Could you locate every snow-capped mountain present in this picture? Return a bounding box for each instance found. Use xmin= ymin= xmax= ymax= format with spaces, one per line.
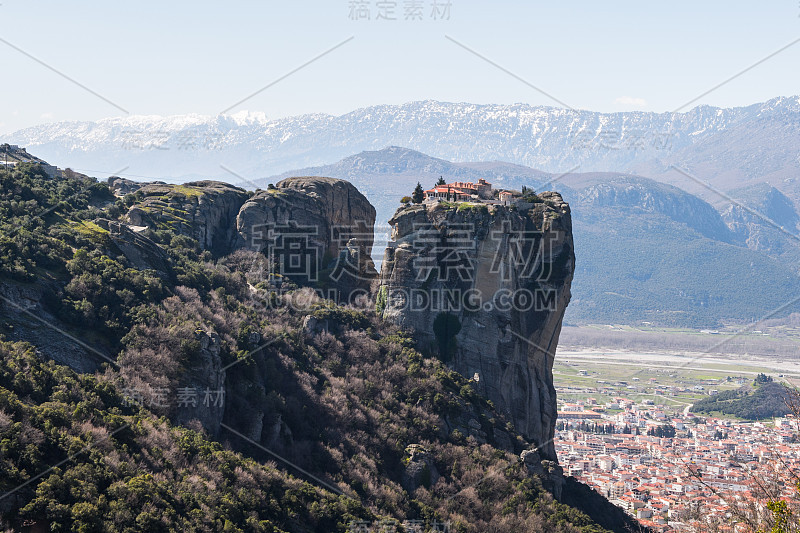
xmin=6 ymin=97 xmax=800 ymax=200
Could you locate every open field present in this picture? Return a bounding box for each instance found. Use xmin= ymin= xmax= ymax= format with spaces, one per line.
xmin=552 ymin=342 xmax=800 ymax=410
xmin=559 ymin=323 xmax=800 ymax=359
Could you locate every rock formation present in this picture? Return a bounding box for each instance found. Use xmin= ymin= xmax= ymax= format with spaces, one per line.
xmin=95 ymin=218 xmax=171 ymax=275
xmin=721 ymin=184 xmax=800 ymax=256
xmin=236 ymin=177 xmax=377 ymax=299
xmin=11 ymin=168 xmax=573 ymax=464
xmin=577 ymin=177 xmax=734 ymax=243
xmin=402 ymin=444 xmax=440 ymax=492
xmin=124 ymin=181 xmax=249 ymax=256
xmin=171 ymin=330 xmax=226 ymax=438
xmin=0 ymin=280 xmax=111 ymax=373
xmin=27 ymin=167 xmax=573 ymax=463
xmin=107 ymin=176 xmax=159 ymax=196
xmin=521 ymin=448 xmax=565 ymax=499
xmin=114 ymin=176 xmax=377 ymax=300
xmin=378 ymin=194 xmax=574 ymax=461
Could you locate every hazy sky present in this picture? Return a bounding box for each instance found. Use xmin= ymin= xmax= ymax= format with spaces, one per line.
xmin=1 ymin=0 xmax=799 ymax=134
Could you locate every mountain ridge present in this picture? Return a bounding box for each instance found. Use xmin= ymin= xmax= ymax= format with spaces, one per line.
xmin=7 ymin=96 xmax=800 ymax=204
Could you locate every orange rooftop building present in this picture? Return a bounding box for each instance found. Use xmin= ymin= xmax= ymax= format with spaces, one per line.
xmin=424 ymin=178 xmax=493 ymax=201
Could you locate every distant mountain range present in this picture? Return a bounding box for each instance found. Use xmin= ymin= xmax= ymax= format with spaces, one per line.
xmin=7 ymin=96 xmax=800 ymax=204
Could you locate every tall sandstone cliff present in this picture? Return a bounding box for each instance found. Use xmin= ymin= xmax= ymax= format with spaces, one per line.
xmin=123 ymin=180 xmax=250 ymax=256
xmin=120 ymin=176 xmax=377 ymax=297
xmin=378 ymin=193 xmax=574 ymax=460
xmin=236 ymin=176 xmax=377 ymax=295
xmin=36 ymin=172 xmax=573 ymax=463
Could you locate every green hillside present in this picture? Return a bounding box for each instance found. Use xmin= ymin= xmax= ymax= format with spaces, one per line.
xmin=692 ymin=376 xmax=793 ymax=420
xmin=0 ymin=163 xmax=637 ymax=532
xmin=568 ymin=207 xmax=800 ymax=327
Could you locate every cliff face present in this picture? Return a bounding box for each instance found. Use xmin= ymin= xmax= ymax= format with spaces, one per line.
xmin=95 ymin=218 xmax=171 ymax=275
xmin=0 ymin=280 xmax=112 ymax=373
xmin=236 ymin=177 xmax=377 ymax=298
xmin=172 ymin=330 xmax=226 ymax=438
xmin=112 ymin=175 xmax=376 ymax=301
xmin=125 ymin=181 xmax=249 ymax=256
xmin=378 ymin=194 xmax=574 ymax=460
xmin=576 ymin=177 xmax=734 ymax=243
xmin=55 ymin=172 xmax=571 ymax=461
xmin=721 ymin=184 xmax=800 ymax=256
xmin=0 ymin=157 xmax=642 ymax=531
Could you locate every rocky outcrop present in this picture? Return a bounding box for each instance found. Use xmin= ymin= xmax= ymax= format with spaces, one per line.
xmin=125 ymin=181 xmax=249 ymax=256
xmin=521 ymin=449 xmax=565 ymax=499
xmin=721 ymin=184 xmax=800 ymax=256
xmin=95 ymin=218 xmax=171 ymax=275
xmin=172 ymin=330 xmax=226 ymax=438
xmin=107 ymin=176 xmax=161 ymax=196
xmin=402 ymin=444 xmax=440 ymax=492
xmin=378 ymin=194 xmax=574 ymax=461
xmin=0 ymin=281 xmax=111 ymax=373
xmin=576 ymin=176 xmax=734 ymax=243
xmin=119 ymin=176 xmax=377 ymax=296
xmin=236 ymin=177 xmax=377 ymax=300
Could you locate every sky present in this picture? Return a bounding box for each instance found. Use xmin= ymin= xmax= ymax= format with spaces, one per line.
xmin=0 ymin=0 xmax=799 ymax=134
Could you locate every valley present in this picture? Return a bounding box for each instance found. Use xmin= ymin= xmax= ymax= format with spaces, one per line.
xmin=559 ymin=324 xmax=800 ymax=360
xmin=554 ymin=346 xmax=800 ymax=407
xmin=551 ymin=347 xmax=800 ymax=531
